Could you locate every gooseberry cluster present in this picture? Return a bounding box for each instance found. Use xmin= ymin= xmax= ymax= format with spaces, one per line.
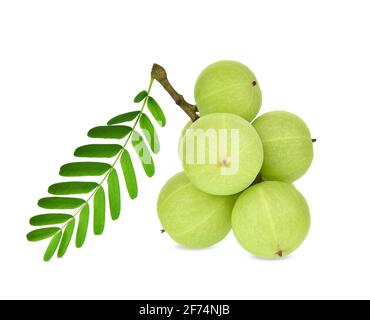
xmin=157 ymin=61 xmax=313 ymax=259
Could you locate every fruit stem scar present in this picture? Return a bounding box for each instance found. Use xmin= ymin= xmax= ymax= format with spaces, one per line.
xmin=216 ymin=158 xmax=231 ymax=168
xmin=276 ymin=250 xmax=283 ymax=257
xmin=252 ymin=81 xmax=257 ymax=86
xmin=222 ymin=158 xmax=231 ymax=167
xmin=151 ymin=63 xmax=200 ymax=122
xmin=312 ymin=138 xmax=317 ymax=143
xmin=161 ymin=229 xmax=166 ymax=233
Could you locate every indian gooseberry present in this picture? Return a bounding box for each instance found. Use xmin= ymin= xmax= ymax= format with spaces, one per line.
xmin=232 ymin=181 xmax=311 ymax=259
xmin=157 ymin=172 xmax=236 ymax=248
xmin=180 ymin=113 xmax=263 ymax=196
xmin=253 ymin=111 xmax=314 ymax=182
xmin=178 ymin=120 xmax=192 ymax=159
xmin=194 ymin=61 xmax=262 ymax=121
xmin=181 ymin=120 xmax=193 ymax=138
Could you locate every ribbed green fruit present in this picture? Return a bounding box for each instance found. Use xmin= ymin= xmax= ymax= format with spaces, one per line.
xmin=232 ymin=181 xmax=311 ymax=259
xmin=157 ymin=172 xmax=237 ymax=248
xmin=253 ymin=111 xmax=314 ymax=182
xmin=194 ymin=60 xmax=262 ymax=121
xmin=180 ymin=113 xmax=263 ymax=195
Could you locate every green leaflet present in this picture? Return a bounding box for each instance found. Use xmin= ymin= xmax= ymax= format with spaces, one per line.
xmin=94 ymin=187 xmax=105 ymax=235
xmin=131 ymin=131 xmax=155 ymax=177
xmin=108 ymin=169 xmax=121 ymax=220
xmin=60 ymin=162 xmax=111 ymax=177
xmin=147 ymin=97 xmax=166 ymax=127
xmin=44 ymin=231 xmax=62 ymax=262
xmin=30 ymin=214 xmax=73 ymax=226
xmin=76 ymin=205 xmax=89 ymax=248
xmin=38 ymin=197 xmax=86 ymax=209
xmin=134 ymin=90 xmax=148 ymax=103
xmin=120 ymin=150 xmax=138 ymax=199
xmin=58 ymin=218 xmax=75 ymax=258
xmin=48 ymin=182 xmax=98 ymax=195
xmin=74 ymin=144 xmax=122 ymax=158
xmin=107 ymin=111 xmax=141 ymax=125
xmin=27 ymin=227 xmax=61 ymax=242
xmin=88 ymin=126 xmax=132 ymax=139
xmin=140 ymin=113 xmax=160 ymax=154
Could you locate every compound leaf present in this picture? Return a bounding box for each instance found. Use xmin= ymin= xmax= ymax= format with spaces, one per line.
xmin=94 ymin=187 xmax=105 ymax=236
xmin=74 ymin=144 xmax=122 ymax=158
xmin=140 ymin=113 xmax=160 ymax=154
xmin=131 ymin=131 xmax=155 ymax=177
xmin=48 ymin=182 xmax=98 ymax=195
xmin=29 ymin=83 xmax=167 ymax=260
xmin=107 ymin=111 xmax=141 ymax=125
xmin=30 ymin=214 xmax=73 ymax=226
xmin=76 ymin=205 xmax=89 ymax=248
xmin=57 ymin=218 xmax=75 ymax=258
xmin=43 ymin=231 xmax=62 ymax=262
xmin=60 ymin=162 xmax=111 ymax=177
xmin=27 ymin=228 xmax=61 ymax=242
xmin=38 ymin=197 xmax=86 ymax=210
xmin=120 ymin=150 xmax=138 ymax=199
xmin=147 ymin=97 xmax=166 ymax=127
xmin=108 ymin=169 xmax=121 ymax=220
xmin=88 ymin=126 xmax=131 ymax=139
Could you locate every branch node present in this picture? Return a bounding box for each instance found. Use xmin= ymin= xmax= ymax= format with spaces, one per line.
xmin=175 ymin=95 xmax=184 ymax=106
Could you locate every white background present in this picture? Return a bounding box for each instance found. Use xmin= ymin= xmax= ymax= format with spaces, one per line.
xmin=0 ymin=0 xmax=369 ymax=300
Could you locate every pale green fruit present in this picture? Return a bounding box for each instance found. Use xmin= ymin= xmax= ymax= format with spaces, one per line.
xmin=157 ymin=172 xmax=236 ymax=248
xmin=194 ymin=61 xmax=262 ymax=121
xmin=181 ymin=120 xmax=193 ymax=138
xmin=232 ymin=181 xmax=311 ymax=259
xmin=181 ymin=113 xmax=263 ymax=195
xmin=253 ymin=111 xmax=314 ymax=182
xmin=178 ymin=120 xmax=193 ymax=159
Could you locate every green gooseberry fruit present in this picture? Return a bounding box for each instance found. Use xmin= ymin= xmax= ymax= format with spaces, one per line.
xmin=194 ymin=60 xmax=262 ymax=121
xmin=180 ymin=113 xmax=263 ymax=196
xmin=178 ymin=120 xmax=192 ymax=159
xmin=181 ymin=120 xmax=193 ymax=138
xmin=253 ymin=111 xmax=314 ymax=182
xmin=157 ymin=172 xmax=236 ymax=248
xmin=232 ymin=181 xmax=311 ymax=259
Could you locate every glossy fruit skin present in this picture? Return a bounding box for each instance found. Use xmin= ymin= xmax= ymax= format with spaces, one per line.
xmin=181 ymin=113 xmax=263 ymax=196
xmin=194 ymin=61 xmax=262 ymax=121
xmin=232 ymin=181 xmax=311 ymax=259
xmin=157 ymin=172 xmax=237 ymax=248
xmin=253 ymin=111 xmax=314 ymax=182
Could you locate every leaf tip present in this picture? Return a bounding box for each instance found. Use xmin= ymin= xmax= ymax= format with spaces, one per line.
xmin=26 ymin=232 xmax=32 ymax=242
xmin=93 ymin=230 xmax=104 ymax=236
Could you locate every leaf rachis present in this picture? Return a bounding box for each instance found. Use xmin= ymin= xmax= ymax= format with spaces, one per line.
xmin=31 ymin=78 xmax=156 ymax=261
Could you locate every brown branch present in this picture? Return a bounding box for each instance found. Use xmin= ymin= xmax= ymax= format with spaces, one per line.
xmin=151 ymin=64 xmax=199 ymax=122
